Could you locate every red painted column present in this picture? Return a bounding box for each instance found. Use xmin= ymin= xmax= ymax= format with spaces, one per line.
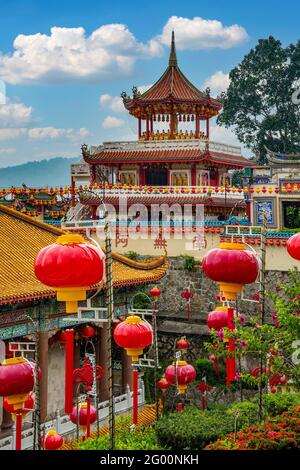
xmin=195 ymin=112 xmax=199 ymax=138
xmin=65 ymin=329 xmax=74 ymax=414
xmin=146 ymin=116 xmax=149 ymax=140
xmin=206 ymin=118 xmax=210 ymax=140
xmin=86 ymin=396 xmax=91 ymax=438
xmin=150 ymin=115 xmax=153 ymax=134
xmin=138 ymin=117 xmax=141 ymax=139
xmin=226 ymin=308 xmax=236 ymax=386
xmin=177 ymin=403 xmax=183 ymax=413
xmin=15 ymin=413 xmax=22 ymax=451
xmin=71 ymin=176 xmax=75 ymax=208
xmin=170 ymin=107 xmax=174 ymax=139
xmin=191 ymin=166 xmax=196 ymax=187
xmin=246 ymin=200 xmax=251 ymax=223
xmin=133 ymin=370 xmax=138 ymax=425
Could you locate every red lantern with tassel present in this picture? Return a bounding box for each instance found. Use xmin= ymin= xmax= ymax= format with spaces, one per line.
xmin=181 ymin=288 xmax=193 ymax=321
xmin=113 ymin=315 xmax=153 ymax=362
xmin=165 ymin=361 xmax=196 ymax=394
xmin=202 ymin=242 xmax=259 ymax=300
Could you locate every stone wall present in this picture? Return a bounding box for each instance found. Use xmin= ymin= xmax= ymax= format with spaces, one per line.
xmin=153 ymin=256 xmax=293 ymax=362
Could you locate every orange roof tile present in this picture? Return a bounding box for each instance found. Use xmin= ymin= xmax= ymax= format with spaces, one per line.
xmin=0 ymin=205 xmax=168 ymax=305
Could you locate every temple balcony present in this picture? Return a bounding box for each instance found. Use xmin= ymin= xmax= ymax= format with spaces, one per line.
xmin=71 ymin=162 xmax=90 ymax=180
xmin=78 ymin=185 xmax=247 ymax=207
xmin=89 ymin=138 xmax=243 ymax=157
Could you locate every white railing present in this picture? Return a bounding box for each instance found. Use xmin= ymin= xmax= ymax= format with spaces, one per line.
xmin=71 ymin=163 xmax=90 ymax=178
xmin=0 ymin=383 xmax=145 ymax=450
xmin=90 ymin=139 xmax=242 ymax=156
xmin=89 ymin=186 xmax=245 ymax=200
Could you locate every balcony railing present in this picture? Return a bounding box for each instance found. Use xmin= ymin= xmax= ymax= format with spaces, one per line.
xmin=90 ymin=139 xmax=242 ymax=156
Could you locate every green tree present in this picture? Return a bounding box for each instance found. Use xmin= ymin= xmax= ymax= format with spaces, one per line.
xmin=217 ymin=37 xmax=300 ymax=163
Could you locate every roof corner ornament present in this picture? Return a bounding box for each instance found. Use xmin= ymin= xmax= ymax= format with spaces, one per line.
xmin=205 ymin=86 xmax=211 ymax=98
xmin=81 ymin=143 xmax=89 ymax=158
xmin=121 ymin=91 xmax=131 ymax=103
xmin=132 ymin=86 xmax=140 ymax=99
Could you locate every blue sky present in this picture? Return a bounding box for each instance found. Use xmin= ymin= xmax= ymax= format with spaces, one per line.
xmin=0 ymin=0 xmax=299 ymax=167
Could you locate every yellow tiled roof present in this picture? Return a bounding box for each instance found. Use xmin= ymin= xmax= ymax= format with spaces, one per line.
xmin=0 ymin=205 xmax=168 ymax=305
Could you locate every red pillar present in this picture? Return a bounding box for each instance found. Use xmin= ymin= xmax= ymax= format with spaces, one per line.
xmin=146 ymin=116 xmax=149 ymax=140
xmin=206 ymin=118 xmax=210 ymax=140
xmin=246 ymin=200 xmax=251 ymax=223
xmin=177 ymin=403 xmax=183 ymax=413
xmin=65 ymin=329 xmax=74 ymax=414
xmin=138 ymin=117 xmax=141 ymax=139
xmin=170 ymin=107 xmax=174 ymax=139
xmin=150 ymin=115 xmax=153 ymax=134
xmin=15 ymin=413 xmax=22 ymax=451
xmin=191 ymin=166 xmax=196 ymax=187
xmin=86 ymin=396 xmax=91 ymax=438
xmin=195 ymin=113 xmax=200 ymax=138
xmin=71 ymin=176 xmax=75 ymax=208
xmin=133 ymin=370 xmax=138 ymax=425
xmin=226 ymin=308 xmax=236 ymax=386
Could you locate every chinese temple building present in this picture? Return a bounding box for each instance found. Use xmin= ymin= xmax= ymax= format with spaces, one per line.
xmin=76 ymin=32 xmax=251 ymax=223
xmin=0 ymin=186 xmax=70 ymax=225
xmin=248 ymin=148 xmax=300 ymax=230
xmin=0 ymin=205 xmax=168 ymax=438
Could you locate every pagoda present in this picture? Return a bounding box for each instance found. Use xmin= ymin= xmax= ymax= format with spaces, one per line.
xmin=76 ymin=32 xmax=251 ymax=222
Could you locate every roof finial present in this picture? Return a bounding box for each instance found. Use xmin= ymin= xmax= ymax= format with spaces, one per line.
xmin=169 ymin=30 xmax=177 ymax=67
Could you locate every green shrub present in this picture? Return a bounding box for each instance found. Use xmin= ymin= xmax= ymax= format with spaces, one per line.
xmin=262 ymin=392 xmax=300 ymax=417
xmin=194 ymin=358 xmax=226 ymax=387
xmin=183 ymin=255 xmax=195 ymax=271
xmin=79 ymin=426 xmax=164 ymax=450
xmin=155 ymin=408 xmax=234 ymax=450
xmin=227 ymin=401 xmax=260 ymax=427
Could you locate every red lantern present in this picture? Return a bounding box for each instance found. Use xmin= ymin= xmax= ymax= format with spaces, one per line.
xmin=150 ymin=286 xmax=161 ymax=299
xmin=56 ymin=330 xmax=67 ymax=343
xmin=165 ymin=361 xmax=196 ymax=394
xmin=4 ymin=391 xmax=35 ymax=418
xmin=181 ymin=288 xmax=193 ymax=321
xmin=80 ymin=325 xmax=96 ymax=339
xmin=176 ymin=337 xmax=189 ymax=352
xmin=70 ymin=402 xmax=97 ymax=431
xmin=287 ymin=233 xmax=300 ymax=261
xmin=157 ymin=376 xmax=169 ymax=393
xmin=0 ymin=357 xmax=40 ymax=410
xmin=113 ymin=315 xmax=153 ymax=362
xmin=40 ymin=430 xmax=64 ymax=450
xmin=202 ymin=242 xmax=259 ymax=300
xmin=207 ymin=306 xmax=229 ymax=330
xmin=34 ymin=233 xmax=105 ymax=313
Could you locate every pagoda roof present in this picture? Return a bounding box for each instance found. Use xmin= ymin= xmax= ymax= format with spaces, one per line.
xmin=122 ymin=32 xmax=222 ymax=110
xmin=265 ymin=146 xmax=300 ymax=165
xmin=83 ymin=146 xmax=250 ymax=168
xmin=0 ymin=205 xmax=168 ymax=305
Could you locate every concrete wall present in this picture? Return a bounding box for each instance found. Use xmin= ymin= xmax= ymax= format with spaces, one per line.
xmin=93 ymin=231 xmax=299 ymax=272
xmin=47 ymin=342 xmax=66 ymax=417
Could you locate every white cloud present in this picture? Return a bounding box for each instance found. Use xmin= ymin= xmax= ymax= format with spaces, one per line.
xmin=210 ymin=123 xmax=240 ymax=146
xmin=0 ymin=98 xmax=33 ymax=125
xmin=0 ymin=147 xmax=16 ymax=155
xmin=100 ymin=94 xmax=125 ymax=113
xmin=204 ymin=71 xmax=230 ymax=96
xmin=137 ymin=84 xmax=153 ymax=94
xmin=159 ymin=16 xmax=248 ymax=50
xmin=28 ymin=127 xmax=90 ymax=141
xmin=102 ymin=116 xmax=125 ymax=129
xmin=0 ymin=25 xmax=163 ymax=85
xmin=0 ymin=128 xmax=27 ymax=141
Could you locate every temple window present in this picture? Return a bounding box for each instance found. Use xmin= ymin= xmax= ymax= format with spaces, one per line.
xmin=118 ymin=171 xmax=138 ymax=186
xmin=220 ymin=172 xmax=232 ymax=187
xmin=196 ymin=170 xmax=210 ymax=186
xmin=170 ymin=170 xmax=190 ymax=186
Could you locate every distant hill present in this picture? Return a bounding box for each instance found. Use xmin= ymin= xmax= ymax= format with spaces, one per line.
xmin=0 ymin=157 xmax=79 ymax=187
